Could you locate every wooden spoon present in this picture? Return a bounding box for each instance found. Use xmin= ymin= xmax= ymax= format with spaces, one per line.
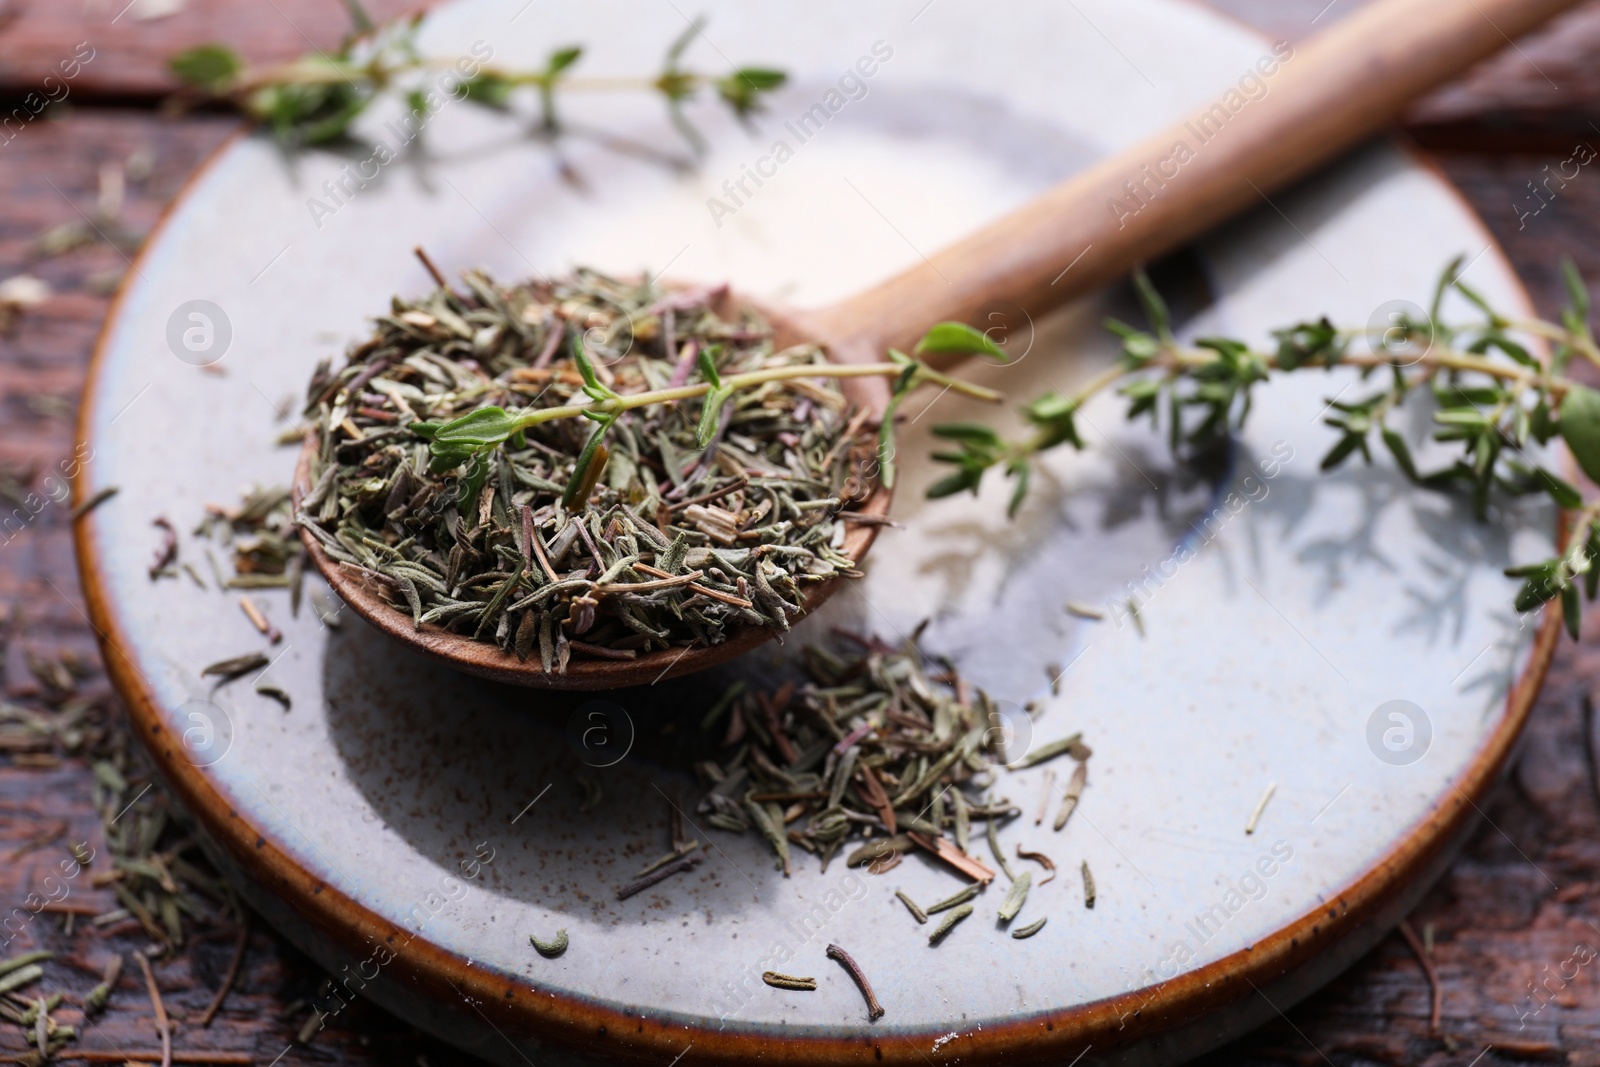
xmin=300 ymin=0 xmax=1580 ymax=689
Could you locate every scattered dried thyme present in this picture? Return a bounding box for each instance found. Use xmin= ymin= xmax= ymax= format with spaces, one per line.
xmin=530 ymin=929 xmax=569 ymax=958
xmin=694 ymin=633 xmax=1022 ymax=875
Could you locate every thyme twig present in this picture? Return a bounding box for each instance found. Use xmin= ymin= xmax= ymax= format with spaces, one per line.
xmin=926 ymin=255 xmax=1600 ymax=636
xmin=167 ymin=6 xmax=785 ymax=150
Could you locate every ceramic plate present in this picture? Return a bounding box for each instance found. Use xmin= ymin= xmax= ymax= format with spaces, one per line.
xmin=76 ymin=1 xmax=1561 ymax=1063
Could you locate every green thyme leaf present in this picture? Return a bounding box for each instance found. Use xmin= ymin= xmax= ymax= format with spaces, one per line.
xmin=1132 ymin=268 xmax=1171 ymax=341
xmin=169 ymin=44 xmax=243 ymax=91
xmin=342 ymin=0 xmax=376 ymax=35
xmin=697 ymin=386 xmax=732 ymax=448
xmin=931 ymin=423 xmax=1002 ymax=448
xmin=546 ymin=46 xmax=583 ymax=76
xmin=1563 ymin=582 xmax=1582 ymax=639
xmin=926 ymin=467 xmax=984 ymax=499
xmin=715 ymin=67 xmax=787 ymax=117
xmin=878 ymin=359 xmax=920 ymax=489
xmin=1274 ymin=318 xmax=1342 ymax=371
xmin=572 ymin=336 xmax=609 ymax=398
xmin=1560 ymin=383 xmax=1600 ymax=484
xmin=1005 ymin=459 xmax=1031 ymax=518
xmin=462 ymin=73 xmax=518 ymax=109
xmin=427 ymin=407 xmax=517 ymax=450
xmin=1381 ymin=428 xmax=1419 ymax=481
xmin=562 ymin=419 xmax=613 ymax=508
xmin=1533 ymin=467 xmax=1582 ymax=509
xmin=697 ymin=348 xmax=723 ymax=390
xmin=915 ymin=322 xmax=1008 ymax=363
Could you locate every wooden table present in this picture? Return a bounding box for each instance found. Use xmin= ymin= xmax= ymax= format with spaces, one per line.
xmin=3 ymin=2 xmax=1600 ymax=1063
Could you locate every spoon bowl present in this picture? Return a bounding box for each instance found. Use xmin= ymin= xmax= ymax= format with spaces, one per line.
xmin=293 ymin=295 xmax=897 ymax=690
xmin=297 ymin=0 xmax=1581 ymax=688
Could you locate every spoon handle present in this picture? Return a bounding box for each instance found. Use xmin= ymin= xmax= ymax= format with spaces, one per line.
xmin=809 ymin=0 xmax=1578 ymax=358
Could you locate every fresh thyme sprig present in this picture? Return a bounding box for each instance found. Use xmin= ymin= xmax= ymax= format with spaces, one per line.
xmin=167 ymin=3 xmax=785 ymax=148
xmin=413 ymin=332 xmax=1000 ymax=509
xmin=928 ymin=256 xmax=1600 ymax=637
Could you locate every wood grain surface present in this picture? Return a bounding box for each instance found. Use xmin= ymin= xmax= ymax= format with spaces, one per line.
xmin=4 ymin=2 xmax=1600 ymax=1065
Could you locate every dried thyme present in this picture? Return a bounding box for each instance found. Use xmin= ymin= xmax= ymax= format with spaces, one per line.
xmin=1010 ymin=732 xmax=1084 ymax=770
xmin=615 ymin=851 xmax=702 ymax=900
xmin=825 ymin=943 xmax=884 ymax=1021
xmin=997 ymin=871 xmax=1031 ymax=923
xmin=1011 ymin=916 xmax=1048 ymax=939
xmin=1245 ymin=782 xmax=1277 ymax=835
xmin=1017 ymin=845 xmax=1057 ymax=884
xmin=927 ymin=904 xmax=973 ymax=946
xmin=1053 ymin=760 xmax=1088 ymax=832
xmin=530 ymin=929 xmax=569 ymax=958
xmin=199 ymin=652 xmax=267 ymax=682
xmin=894 ymin=889 xmax=928 ymax=924
xmin=925 ymin=883 xmax=982 ymax=915
xmin=696 ymin=634 xmax=1020 ymax=875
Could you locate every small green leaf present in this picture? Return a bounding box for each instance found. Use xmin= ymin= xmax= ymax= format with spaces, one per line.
xmin=1430 ymin=254 xmax=1466 ymax=325
xmin=1514 ymin=576 xmax=1559 ymax=614
xmin=1274 ymin=318 xmax=1342 ymax=371
xmin=697 ymin=348 xmax=722 ymax=389
xmin=429 ymin=406 xmax=517 ymax=449
xmin=1560 ymin=383 xmax=1600 ymax=484
xmin=664 ymin=16 xmax=703 ymax=72
xmin=169 ymin=44 xmax=243 ymax=91
xmin=1563 ymin=257 xmax=1590 ymax=325
xmin=877 ymin=363 xmax=919 ymax=490
xmin=1381 ymin=428 xmax=1418 ymax=481
xmin=571 ymin=336 xmax=615 ymax=400
xmin=462 ymin=74 xmax=517 ymax=109
xmin=697 ymin=386 xmax=732 ymax=448
xmin=1024 ymin=392 xmax=1084 ymax=451
xmin=1533 ymin=467 xmax=1582 ymax=509
xmin=342 ymin=0 xmax=375 ymax=34
xmin=1320 ymin=434 xmax=1362 ymax=472
xmin=546 ymin=46 xmax=583 ymax=76
xmin=915 ymin=322 xmax=1009 ymax=363
xmin=1587 ymin=524 xmax=1600 ymax=600
xmin=926 ymin=467 xmax=983 ymax=500
xmin=247 ymin=79 xmax=370 ymax=145
xmin=562 ymin=419 xmax=613 ymax=509
xmin=1131 ymin=268 xmax=1171 ymax=341
xmin=1478 ymin=333 xmax=1538 ymax=368
xmin=729 ymin=67 xmax=785 ymax=90
xmin=715 ymin=67 xmax=787 ymax=117
xmin=1105 ymin=319 xmax=1160 ymax=365
xmin=1563 ymin=582 xmax=1582 ymax=640
xmin=1005 ymin=459 xmax=1031 ymax=518
xmin=1453 ymin=273 xmax=1509 ymax=328
xmin=931 ymin=423 xmax=1001 ymax=448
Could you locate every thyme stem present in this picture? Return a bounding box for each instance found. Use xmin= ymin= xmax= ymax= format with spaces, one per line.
xmin=504 ymin=361 xmax=1003 ymax=435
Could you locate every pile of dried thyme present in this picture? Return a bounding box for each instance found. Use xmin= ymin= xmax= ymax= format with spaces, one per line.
xmin=696 ymin=632 xmax=1056 ymax=877
xmin=296 ymin=267 xmax=992 ymax=669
